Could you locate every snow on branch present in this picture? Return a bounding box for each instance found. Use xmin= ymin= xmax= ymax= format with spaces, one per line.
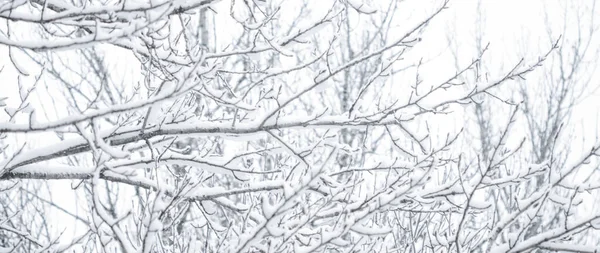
xmin=1 ymin=0 xmax=597 ymax=252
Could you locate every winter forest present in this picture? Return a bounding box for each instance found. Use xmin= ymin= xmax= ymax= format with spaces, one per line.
xmin=0 ymin=0 xmax=600 ymax=252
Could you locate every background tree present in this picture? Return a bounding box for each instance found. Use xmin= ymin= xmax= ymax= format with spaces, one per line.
xmin=446 ymin=0 xmax=600 ymax=251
